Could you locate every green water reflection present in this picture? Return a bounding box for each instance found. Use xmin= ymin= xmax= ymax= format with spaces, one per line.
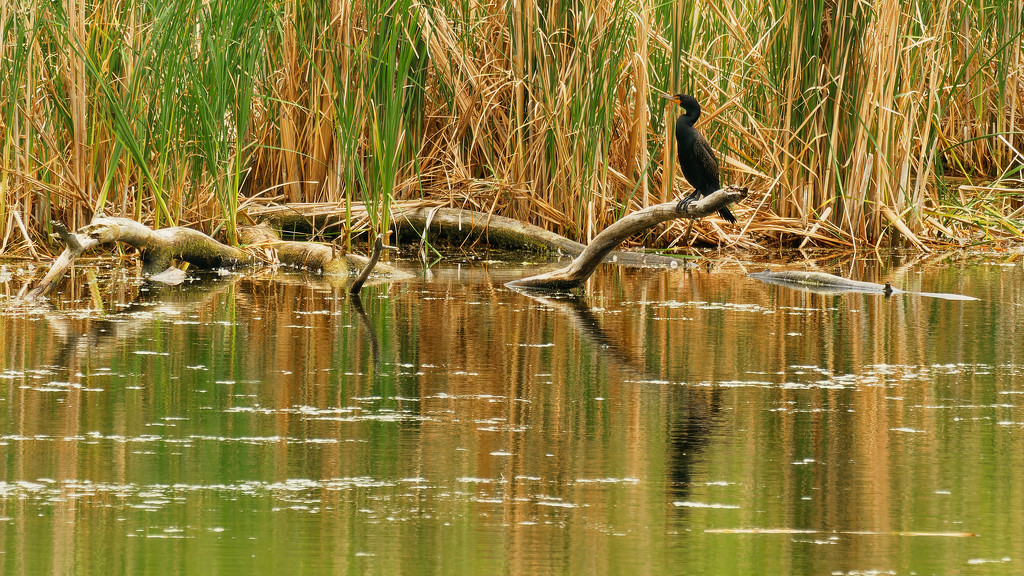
xmin=2 ymin=252 xmax=1023 ymax=575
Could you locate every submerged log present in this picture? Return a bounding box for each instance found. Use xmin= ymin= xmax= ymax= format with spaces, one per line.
xmin=26 ymin=219 xmax=407 ymax=301
xmin=506 ymin=186 xmax=748 ymax=290
xmin=238 ymin=223 xmax=405 ymax=280
xmin=27 ymin=218 xmax=253 ymax=300
xmin=748 ymin=269 xmax=895 ymax=295
xmin=248 ymin=202 xmax=685 ymax=268
xmin=747 ymin=269 xmax=979 ymax=301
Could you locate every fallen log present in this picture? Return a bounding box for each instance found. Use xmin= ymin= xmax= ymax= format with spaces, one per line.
xmin=247 ymin=202 xmax=685 ymax=268
xmin=506 ymin=186 xmax=748 ymax=291
xmin=394 ymin=206 xmax=685 ymax=267
xmin=26 ymin=218 xmax=407 ymax=301
xmin=238 ymin=223 xmax=405 ymax=280
xmin=27 ymin=218 xmax=253 ymax=300
xmin=747 ymin=269 xmax=979 ymax=301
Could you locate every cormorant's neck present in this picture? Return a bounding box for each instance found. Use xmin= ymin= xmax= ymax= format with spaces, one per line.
xmin=685 ymin=105 xmax=701 ymax=125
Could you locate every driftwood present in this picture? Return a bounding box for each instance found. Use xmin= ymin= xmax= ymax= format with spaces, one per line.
xmin=248 ymin=203 xmax=685 ymax=268
xmin=748 ymin=269 xmax=979 ymax=301
xmin=26 ymin=218 xmax=407 ymax=301
xmin=238 ymin=223 xmax=405 ymax=280
xmin=27 ymin=218 xmax=252 ymax=300
xmin=506 ymin=186 xmax=748 ymax=290
xmin=26 ymin=187 xmax=743 ymax=300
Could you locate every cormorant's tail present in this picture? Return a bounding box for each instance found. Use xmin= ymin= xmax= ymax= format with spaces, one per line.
xmin=718 ymin=205 xmax=736 ymax=223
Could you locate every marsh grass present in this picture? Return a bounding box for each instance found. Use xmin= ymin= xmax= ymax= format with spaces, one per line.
xmin=1 ymin=0 xmax=1022 ymax=256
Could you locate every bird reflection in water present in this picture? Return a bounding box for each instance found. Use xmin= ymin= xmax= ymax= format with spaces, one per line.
xmin=516 ymin=289 xmax=722 ymax=503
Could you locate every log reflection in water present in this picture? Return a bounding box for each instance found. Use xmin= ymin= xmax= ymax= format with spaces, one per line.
xmin=517 ymin=285 xmax=723 ymax=505
xmin=517 ymin=290 xmax=645 ymax=377
xmin=44 ymin=273 xmax=238 ymax=369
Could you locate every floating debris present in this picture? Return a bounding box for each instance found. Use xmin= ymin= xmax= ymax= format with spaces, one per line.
xmin=748 ymin=269 xmax=979 ymax=301
xmin=706 ymin=528 xmax=977 ymax=537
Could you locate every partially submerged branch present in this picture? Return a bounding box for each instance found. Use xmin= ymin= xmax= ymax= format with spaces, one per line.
xmin=507 ymin=186 xmax=748 ymax=290
xmin=27 ymin=218 xmax=407 ymax=302
xmin=748 ymin=269 xmax=979 ymax=301
xmin=238 ymin=223 xmax=405 ymax=279
xmin=248 ymin=202 xmax=685 ymax=268
xmin=27 ymin=217 xmax=253 ymax=301
xmin=26 ymin=222 xmax=102 ymax=300
xmin=349 ymin=236 xmax=385 ymax=295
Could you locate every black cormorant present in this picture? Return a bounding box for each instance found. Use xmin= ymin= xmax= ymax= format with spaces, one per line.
xmin=663 ymin=93 xmax=735 ymax=223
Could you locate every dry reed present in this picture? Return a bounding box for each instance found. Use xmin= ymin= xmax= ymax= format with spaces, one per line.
xmin=1 ymin=0 xmax=1022 ymax=257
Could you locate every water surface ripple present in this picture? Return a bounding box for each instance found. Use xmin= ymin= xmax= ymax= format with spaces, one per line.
xmin=1 ymin=253 xmax=1022 ymax=574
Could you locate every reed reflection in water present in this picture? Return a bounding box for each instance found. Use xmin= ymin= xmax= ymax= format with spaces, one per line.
xmin=1 ymin=252 xmax=1022 ymax=575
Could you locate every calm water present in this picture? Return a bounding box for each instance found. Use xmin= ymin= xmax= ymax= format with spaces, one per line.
xmin=2 ymin=251 xmax=1023 ymax=575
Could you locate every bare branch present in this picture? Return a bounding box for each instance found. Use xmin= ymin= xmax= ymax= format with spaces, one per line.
xmin=506 ymin=186 xmax=748 ymax=290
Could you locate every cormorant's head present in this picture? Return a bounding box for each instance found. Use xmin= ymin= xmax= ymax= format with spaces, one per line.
xmin=660 ymin=93 xmax=701 ymax=117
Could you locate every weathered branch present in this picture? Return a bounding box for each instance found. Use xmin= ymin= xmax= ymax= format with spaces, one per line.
xmin=239 ymin=224 xmax=408 ymax=282
xmin=85 ymin=218 xmax=253 ymax=273
xmin=25 ymin=222 xmax=99 ymax=300
xmin=52 ymin=221 xmax=84 ymax=252
xmin=27 ymin=219 xmax=409 ymax=301
xmin=506 ymin=186 xmax=748 ymax=290
xmin=26 ymin=217 xmax=253 ymax=301
xmin=248 ymin=202 xmax=686 ymax=267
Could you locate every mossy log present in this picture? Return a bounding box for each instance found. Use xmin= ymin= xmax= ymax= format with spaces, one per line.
xmin=506 ymin=186 xmax=748 ymax=291
xmin=239 ymin=223 xmax=404 ymax=280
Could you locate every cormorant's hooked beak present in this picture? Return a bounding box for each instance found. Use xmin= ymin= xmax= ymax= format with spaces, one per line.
xmin=653 ymin=89 xmax=679 ymax=105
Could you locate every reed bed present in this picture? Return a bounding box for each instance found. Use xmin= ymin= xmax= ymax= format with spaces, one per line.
xmin=1 ymin=0 xmax=1022 ymax=257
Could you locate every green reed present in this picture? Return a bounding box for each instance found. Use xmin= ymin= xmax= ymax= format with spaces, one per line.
xmin=1 ymin=0 xmax=1021 ymax=254
xmin=186 ymin=0 xmax=267 ymax=245
xmin=363 ymin=0 xmax=424 ymax=241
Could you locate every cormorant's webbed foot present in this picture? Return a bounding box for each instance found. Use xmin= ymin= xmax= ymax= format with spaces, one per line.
xmin=675 ymin=194 xmax=698 ymax=213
